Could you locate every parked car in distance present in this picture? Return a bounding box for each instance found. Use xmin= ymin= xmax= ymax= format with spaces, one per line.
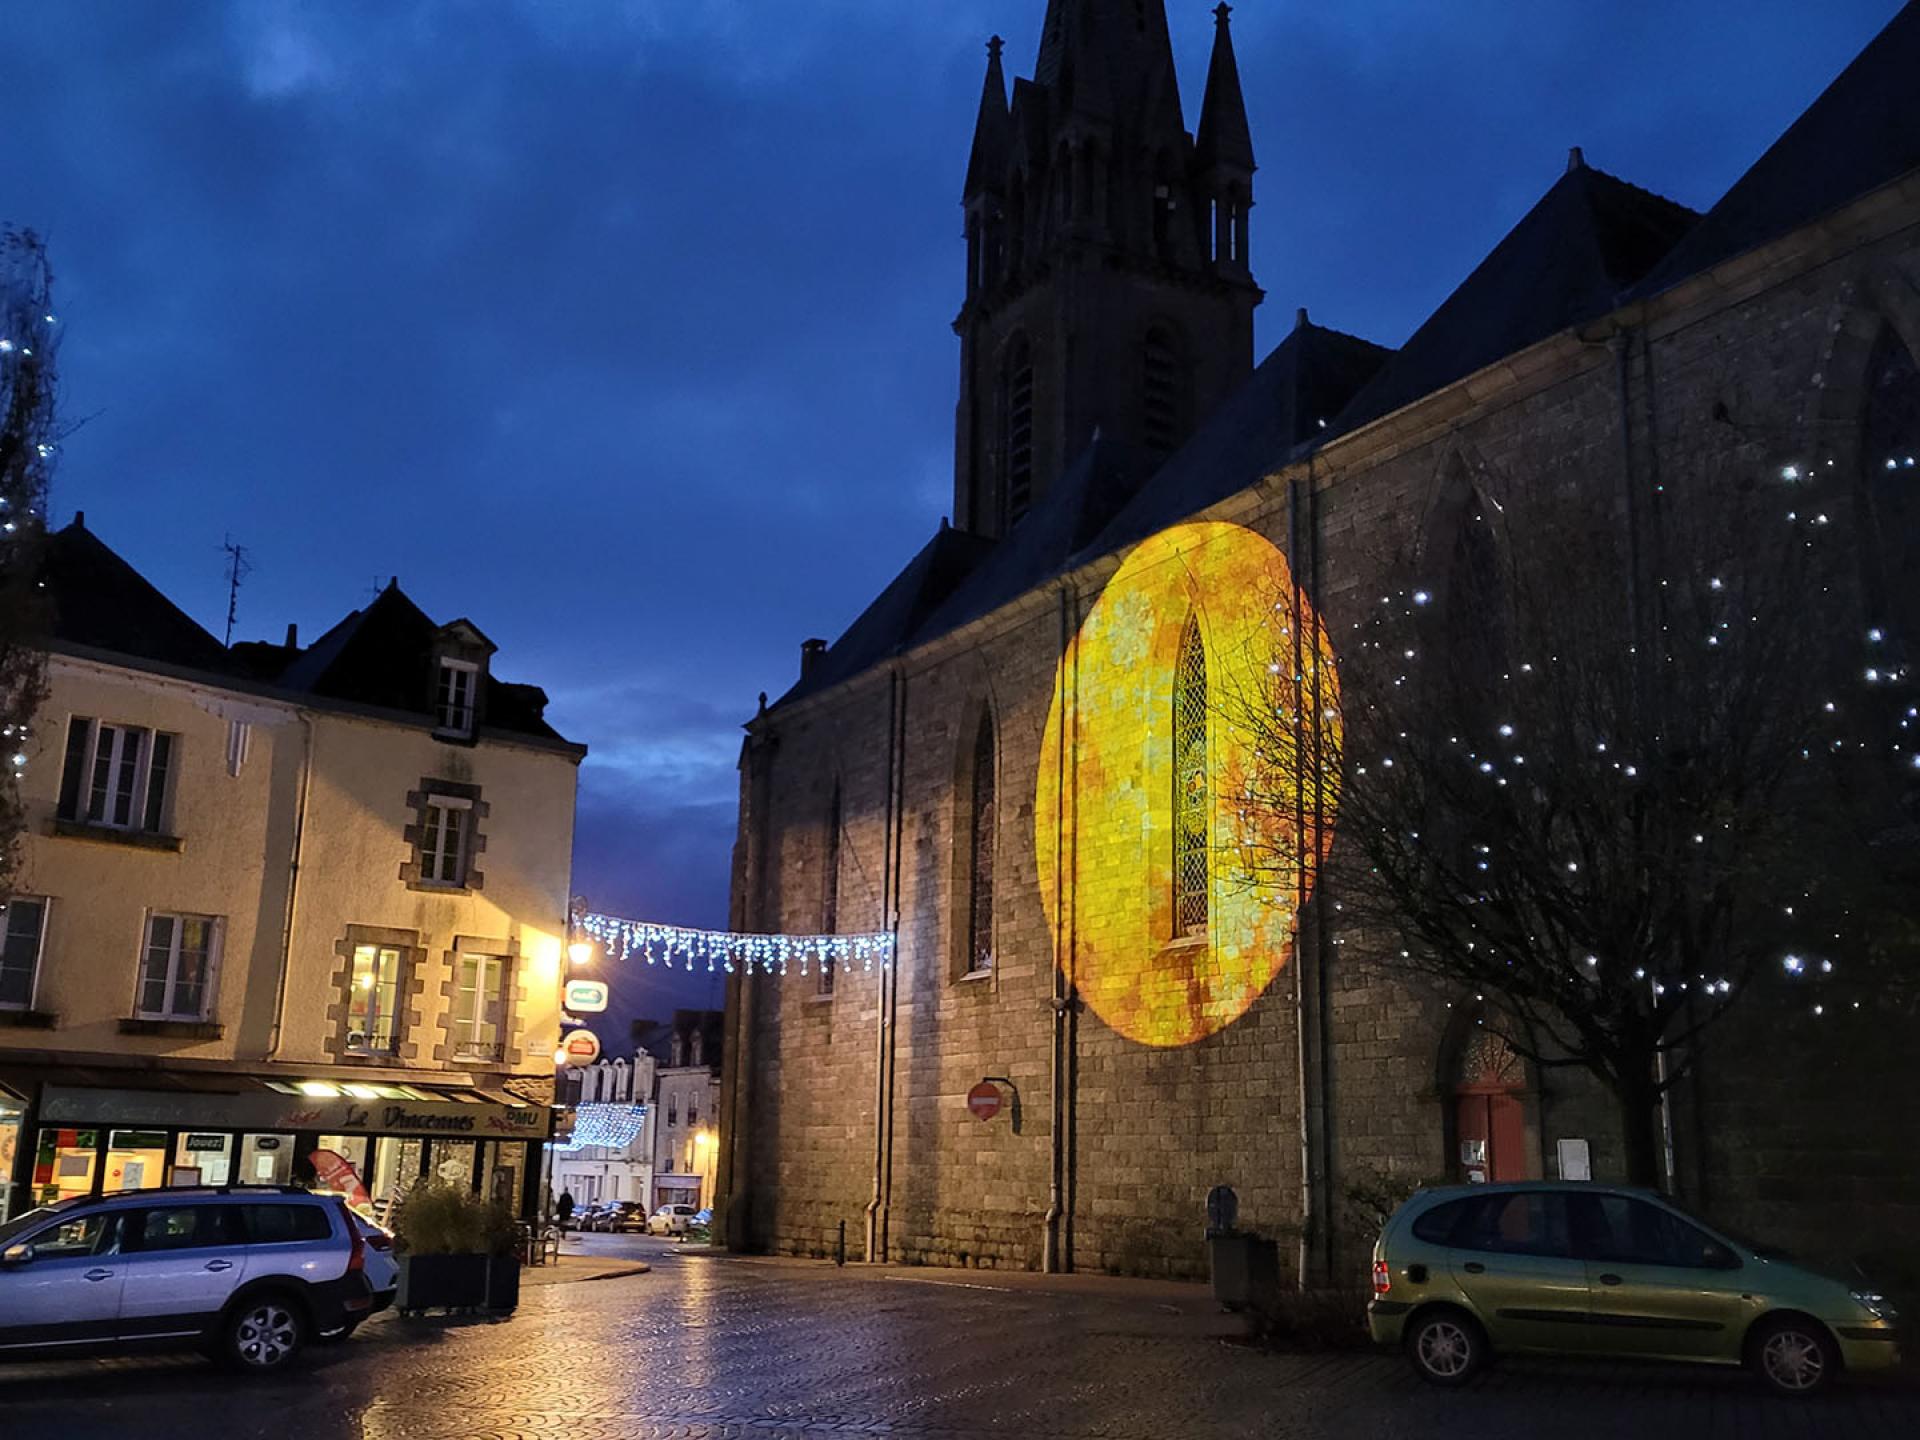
xmin=1369 ymin=1182 xmax=1901 ymax=1397
xmin=647 ymin=1203 xmax=700 ymax=1236
xmin=609 ymin=1202 xmax=650 ymax=1234
xmin=347 ymin=1211 xmax=398 ymax=1321
xmin=0 ymin=1186 xmax=374 ymax=1371
xmin=585 ymin=1202 xmax=622 ymax=1233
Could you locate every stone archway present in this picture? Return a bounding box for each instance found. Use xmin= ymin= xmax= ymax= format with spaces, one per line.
xmin=1446 ymin=1021 xmax=1535 ymax=1184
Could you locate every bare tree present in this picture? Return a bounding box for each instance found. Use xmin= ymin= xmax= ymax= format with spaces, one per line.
xmin=0 ymin=228 xmax=58 ymax=901
xmin=1219 ymin=439 xmax=1912 ymax=1187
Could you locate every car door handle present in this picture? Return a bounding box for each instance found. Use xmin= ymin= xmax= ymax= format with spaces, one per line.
xmin=1463 ymin=1262 xmax=1485 ymax=1274
xmin=84 ymin=1268 xmax=114 ymax=1282
xmin=1599 ymin=1273 xmax=1623 ymax=1286
xmin=205 ymin=1259 xmax=235 ymax=1272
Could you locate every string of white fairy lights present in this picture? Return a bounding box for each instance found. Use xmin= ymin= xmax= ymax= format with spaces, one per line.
xmin=579 ymin=913 xmax=895 ymax=977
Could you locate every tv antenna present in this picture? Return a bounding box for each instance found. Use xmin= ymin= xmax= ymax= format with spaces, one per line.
xmin=221 ymin=537 xmax=251 ymax=647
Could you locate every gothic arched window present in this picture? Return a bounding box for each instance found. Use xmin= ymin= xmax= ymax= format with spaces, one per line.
xmin=820 ymin=785 xmax=841 ymax=995
xmin=1863 ymin=328 xmax=1920 ymax=643
xmin=966 ymin=713 xmax=997 ymax=975
xmin=1173 ymin=617 xmax=1210 ymax=938
xmin=1001 ymin=336 xmax=1036 ymax=528
xmin=1143 ymin=325 xmax=1186 ymax=457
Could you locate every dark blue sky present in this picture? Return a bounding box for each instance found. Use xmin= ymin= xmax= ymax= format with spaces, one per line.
xmin=2 ymin=1 xmax=1902 ymax=1022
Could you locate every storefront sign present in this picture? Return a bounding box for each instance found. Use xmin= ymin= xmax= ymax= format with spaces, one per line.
xmin=560 ymin=1030 xmax=602 ymax=1066
xmin=39 ymin=1085 xmax=550 ymax=1140
xmin=184 ymin=1133 xmax=228 ymax=1152
xmin=565 ymin=980 xmax=610 ymax=1014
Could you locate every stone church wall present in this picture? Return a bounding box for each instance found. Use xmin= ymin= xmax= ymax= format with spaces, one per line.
xmin=731 ymin=186 xmax=1920 ymax=1281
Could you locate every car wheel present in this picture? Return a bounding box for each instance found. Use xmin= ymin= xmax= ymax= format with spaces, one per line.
xmin=1751 ymin=1316 xmax=1837 ymax=1398
xmin=1406 ymin=1307 xmax=1487 ymax=1387
xmin=223 ymin=1294 xmax=307 ymax=1372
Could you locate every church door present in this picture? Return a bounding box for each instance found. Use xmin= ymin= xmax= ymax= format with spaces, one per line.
xmin=1454 ymin=1029 xmax=1527 ymax=1183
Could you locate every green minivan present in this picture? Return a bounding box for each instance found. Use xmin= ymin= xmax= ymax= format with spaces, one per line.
xmin=1368 ymin=1182 xmax=1901 ymax=1396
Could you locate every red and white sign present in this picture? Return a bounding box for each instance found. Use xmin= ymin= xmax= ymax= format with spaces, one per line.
xmin=966 ymin=1081 xmax=1003 ymax=1122
xmin=560 ymin=1029 xmax=602 ymax=1066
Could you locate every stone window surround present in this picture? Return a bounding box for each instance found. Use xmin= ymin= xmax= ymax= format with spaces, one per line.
xmin=323 ymin=924 xmax=428 ymax=1065
xmin=400 ymin=778 xmax=488 ymax=893
xmin=432 ymin=934 xmax=526 ymax=1070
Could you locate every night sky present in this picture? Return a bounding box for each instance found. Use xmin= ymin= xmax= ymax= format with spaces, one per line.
xmin=1 ymin=0 xmax=1902 ymax=1027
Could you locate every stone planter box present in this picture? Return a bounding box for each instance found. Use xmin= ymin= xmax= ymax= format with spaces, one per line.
xmin=397 ymin=1253 xmax=488 ymax=1313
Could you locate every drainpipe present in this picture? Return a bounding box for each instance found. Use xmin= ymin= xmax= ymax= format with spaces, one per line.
xmin=1288 ymin=474 xmax=1314 ymax=1288
xmin=1309 ymin=466 xmax=1335 ymax=1287
xmin=267 ymin=713 xmax=316 ymax=1061
xmin=882 ymin=670 xmax=906 ymax=1256
xmin=866 ymin=666 xmax=900 ymax=1262
xmin=1044 ymin=584 xmax=1072 ymax=1272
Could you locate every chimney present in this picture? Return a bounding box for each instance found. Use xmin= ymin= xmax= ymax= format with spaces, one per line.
xmin=73 ymin=509 xmax=85 ymax=529
xmin=1566 ymin=146 xmax=1586 ymax=174
xmin=800 ymin=638 xmax=828 ymax=681
xmin=284 ymin=623 xmax=299 ymax=649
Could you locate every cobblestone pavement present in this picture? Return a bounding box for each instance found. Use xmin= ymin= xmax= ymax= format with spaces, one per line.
xmin=3 ymin=1246 xmax=1915 ymax=1440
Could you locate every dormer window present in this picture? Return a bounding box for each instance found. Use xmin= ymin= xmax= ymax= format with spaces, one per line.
xmin=436 ymin=659 xmax=478 ymax=736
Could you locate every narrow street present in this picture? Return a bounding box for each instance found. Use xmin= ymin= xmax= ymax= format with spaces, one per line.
xmin=3 ymin=1234 xmax=1915 ymax=1439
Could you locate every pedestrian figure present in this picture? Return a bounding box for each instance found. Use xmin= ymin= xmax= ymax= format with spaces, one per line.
xmin=557 ymin=1189 xmax=575 ymax=1230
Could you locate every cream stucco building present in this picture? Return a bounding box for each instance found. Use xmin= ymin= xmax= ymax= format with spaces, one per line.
xmin=0 ymin=516 xmax=584 ymax=1222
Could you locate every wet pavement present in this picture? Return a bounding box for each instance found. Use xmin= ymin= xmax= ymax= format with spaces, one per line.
xmin=4 ymin=1233 xmax=1916 ymax=1439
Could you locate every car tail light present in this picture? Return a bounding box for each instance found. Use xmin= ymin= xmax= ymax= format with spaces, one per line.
xmin=342 ymin=1203 xmax=366 ymax=1274
xmin=1372 ymin=1259 xmax=1391 ymax=1297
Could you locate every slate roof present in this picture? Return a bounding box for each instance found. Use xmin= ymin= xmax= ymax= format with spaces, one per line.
xmin=1635 ymin=1 xmax=1920 ymax=296
xmin=777 ymin=522 xmax=997 ymax=706
xmin=1330 ymin=156 xmax=1700 ymax=437
xmin=43 ymin=517 xmax=234 ymax=674
xmin=43 ymin=517 xmax=573 ymax=747
xmin=1080 ymin=314 xmax=1391 ymax=562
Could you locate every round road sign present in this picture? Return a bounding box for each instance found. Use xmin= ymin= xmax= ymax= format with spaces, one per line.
xmin=966 ymin=1081 xmax=1003 ymax=1122
xmin=560 ymin=1029 xmax=602 ymax=1066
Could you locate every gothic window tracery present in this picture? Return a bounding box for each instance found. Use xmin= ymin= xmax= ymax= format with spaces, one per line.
xmin=1173 ymin=616 xmax=1210 ymax=937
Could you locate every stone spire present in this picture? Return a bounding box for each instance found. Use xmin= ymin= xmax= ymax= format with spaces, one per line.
xmin=1196 ymin=4 xmax=1256 ymax=174
xmin=963 ymin=36 xmax=1011 ymax=200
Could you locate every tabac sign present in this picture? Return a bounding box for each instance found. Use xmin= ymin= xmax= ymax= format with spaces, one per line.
xmin=40 ymin=1086 xmax=550 ymax=1140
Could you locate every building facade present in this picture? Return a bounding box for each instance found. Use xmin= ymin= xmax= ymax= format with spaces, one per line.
xmin=719 ymin=4 xmax=1920 ymax=1280
xmin=650 ymin=1011 xmax=721 ymax=1212
xmin=552 ymin=1051 xmax=656 ymax=1207
xmin=0 ymin=518 xmax=584 ymax=1222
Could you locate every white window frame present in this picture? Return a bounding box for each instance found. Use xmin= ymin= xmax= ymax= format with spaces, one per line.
xmin=0 ymin=895 xmax=49 ymax=1012
xmin=435 ymin=659 xmax=479 ymax=736
xmin=135 ymin=912 xmax=222 ymax=1022
xmin=346 ymin=943 xmax=403 ymax=1055
xmin=66 ymin=717 xmax=178 ymax=833
xmin=450 ymin=951 xmax=508 ymax=1062
xmin=419 ymin=794 xmax=472 ymax=887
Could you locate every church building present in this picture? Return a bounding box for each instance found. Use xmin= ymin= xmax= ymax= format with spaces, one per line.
xmin=716 ymin=2 xmax=1920 ymax=1281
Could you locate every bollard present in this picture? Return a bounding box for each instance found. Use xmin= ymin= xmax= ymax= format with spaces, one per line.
xmin=837 ymin=1220 xmax=846 ymax=1267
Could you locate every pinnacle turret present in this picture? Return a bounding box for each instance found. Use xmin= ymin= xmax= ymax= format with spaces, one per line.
xmin=963 ymin=37 xmax=1011 ymax=200
xmin=1196 ymin=4 xmax=1256 ymax=174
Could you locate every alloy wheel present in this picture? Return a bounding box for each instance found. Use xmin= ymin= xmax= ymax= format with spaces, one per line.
xmin=235 ymin=1303 xmax=300 ymax=1369
xmin=1416 ymin=1318 xmax=1475 ymax=1380
xmin=1761 ymin=1327 xmax=1826 ymax=1393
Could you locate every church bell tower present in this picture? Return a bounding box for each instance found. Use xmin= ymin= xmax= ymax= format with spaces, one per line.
xmin=953 ymin=2 xmax=1262 ymax=537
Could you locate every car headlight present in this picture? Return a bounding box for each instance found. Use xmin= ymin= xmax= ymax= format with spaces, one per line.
xmin=1850 ymin=1290 xmax=1898 ymax=1321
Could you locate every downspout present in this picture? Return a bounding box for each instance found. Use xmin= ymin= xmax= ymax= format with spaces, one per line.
xmin=267 ymin=713 xmax=316 ymax=1061
xmin=1310 ymin=463 xmax=1334 ymax=1286
xmin=880 ymin=666 xmax=907 ymax=1257
xmin=1289 ymin=473 xmax=1314 ymax=1289
xmin=1044 ymin=584 xmax=1071 ymax=1272
xmin=866 ymin=666 xmax=899 ymax=1262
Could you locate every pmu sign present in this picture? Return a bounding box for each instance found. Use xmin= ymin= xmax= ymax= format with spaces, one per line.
xmin=565 ymin=979 xmax=610 ymax=1014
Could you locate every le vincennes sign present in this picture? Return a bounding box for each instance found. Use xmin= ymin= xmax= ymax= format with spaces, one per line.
xmin=39 ymin=1086 xmax=549 ymax=1139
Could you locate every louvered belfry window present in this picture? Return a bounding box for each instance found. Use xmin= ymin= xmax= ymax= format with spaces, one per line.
xmin=1002 ymin=337 xmax=1035 ymax=527
xmin=1173 ymin=617 xmax=1210 ymax=938
xmin=1143 ymin=327 xmax=1183 ymax=456
xmin=967 ymin=714 xmax=997 ymax=975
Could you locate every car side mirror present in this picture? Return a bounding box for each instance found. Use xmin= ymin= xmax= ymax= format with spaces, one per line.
xmin=1 ymin=1242 xmax=34 ymax=1266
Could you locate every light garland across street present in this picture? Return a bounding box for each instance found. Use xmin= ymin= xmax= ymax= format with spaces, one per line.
xmin=579 ymin=913 xmax=895 ymax=976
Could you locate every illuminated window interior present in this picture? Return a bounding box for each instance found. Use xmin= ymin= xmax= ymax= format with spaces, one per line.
xmin=1173 ymin=616 xmax=1210 ymax=938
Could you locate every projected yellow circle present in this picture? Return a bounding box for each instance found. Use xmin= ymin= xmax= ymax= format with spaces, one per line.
xmin=1035 ymin=521 xmax=1340 ymax=1048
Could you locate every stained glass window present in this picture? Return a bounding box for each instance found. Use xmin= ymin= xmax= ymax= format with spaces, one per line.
xmin=1174 ymin=617 xmax=1210 ymax=937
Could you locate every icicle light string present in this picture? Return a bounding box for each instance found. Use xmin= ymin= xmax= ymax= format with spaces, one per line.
xmin=579 ymin=914 xmax=895 ymax=977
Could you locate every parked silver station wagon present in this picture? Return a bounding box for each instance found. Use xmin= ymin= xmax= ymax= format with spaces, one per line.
xmin=0 ymin=1187 xmax=374 ymax=1370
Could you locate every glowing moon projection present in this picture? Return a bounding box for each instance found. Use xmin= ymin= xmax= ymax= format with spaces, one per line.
xmin=1035 ymin=521 xmax=1341 ymax=1048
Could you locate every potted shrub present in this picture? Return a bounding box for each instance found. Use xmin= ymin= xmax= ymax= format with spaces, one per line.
xmin=391 ymin=1183 xmax=491 ymax=1314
